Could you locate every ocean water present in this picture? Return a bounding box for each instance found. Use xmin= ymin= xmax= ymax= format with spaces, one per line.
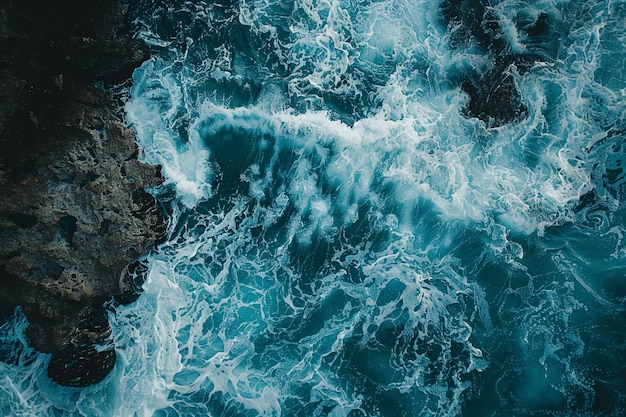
xmin=1 ymin=0 xmax=626 ymax=415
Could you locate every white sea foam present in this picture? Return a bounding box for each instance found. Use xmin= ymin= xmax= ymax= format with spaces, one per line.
xmin=118 ymin=1 xmax=621 ymax=414
xmin=3 ymin=0 xmax=626 ymax=415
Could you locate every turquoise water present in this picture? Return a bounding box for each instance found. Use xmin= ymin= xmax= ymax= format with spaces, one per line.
xmin=2 ymin=0 xmax=626 ymax=415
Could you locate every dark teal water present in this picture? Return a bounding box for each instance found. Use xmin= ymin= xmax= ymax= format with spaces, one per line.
xmin=1 ymin=0 xmax=626 ymax=415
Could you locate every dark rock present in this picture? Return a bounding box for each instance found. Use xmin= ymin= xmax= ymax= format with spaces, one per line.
xmin=0 ymin=0 xmax=165 ymax=386
xmin=461 ymin=70 xmax=527 ymax=127
xmin=115 ymin=259 xmax=149 ymax=305
xmin=440 ymin=0 xmax=563 ymax=126
xmin=41 ymin=259 xmax=64 ymax=281
xmin=48 ymin=345 xmax=116 ymax=387
xmin=0 ymin=211 xmax=38 ymax=228
xmin=46 ymin=305 xmax=116 ymax=386
xmin=57 ymin=216 xmax=77 ymax=245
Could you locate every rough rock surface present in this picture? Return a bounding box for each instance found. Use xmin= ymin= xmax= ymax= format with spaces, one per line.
xmin=0 ymin=0 xmax=165 ymax=386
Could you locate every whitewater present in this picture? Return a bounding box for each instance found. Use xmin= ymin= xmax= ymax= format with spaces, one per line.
xmin=1 ymin=0 xmax=626 ymax=415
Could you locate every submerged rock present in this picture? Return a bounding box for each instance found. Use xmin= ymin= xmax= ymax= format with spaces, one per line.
xmin=0 ymin=0 xmax=164 ymax=386
xmin=441 ymin=0 xmax=563 ymax=127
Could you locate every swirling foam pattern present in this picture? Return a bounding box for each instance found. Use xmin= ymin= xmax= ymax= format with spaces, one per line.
xmin=1 ymin=0 xmax=626 ymax=415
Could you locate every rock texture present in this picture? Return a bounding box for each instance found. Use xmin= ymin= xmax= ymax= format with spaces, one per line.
xmin=0 ymin=0 xmax=165 ymax=386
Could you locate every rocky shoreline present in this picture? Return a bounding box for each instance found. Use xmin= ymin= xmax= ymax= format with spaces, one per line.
xmin=0 ymin=0 xmax=165 ymax=386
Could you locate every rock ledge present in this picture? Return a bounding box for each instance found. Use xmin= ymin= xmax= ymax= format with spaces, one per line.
xmin=0 ymin=0 xmax=165 ymax=386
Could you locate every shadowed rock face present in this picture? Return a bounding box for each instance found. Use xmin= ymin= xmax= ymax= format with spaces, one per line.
xmin=0 ymin=0 xmax=165 ymax=386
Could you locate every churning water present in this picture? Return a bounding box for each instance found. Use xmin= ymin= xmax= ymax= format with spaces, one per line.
xmin=2 ymin=0 xmax=626 ymax=415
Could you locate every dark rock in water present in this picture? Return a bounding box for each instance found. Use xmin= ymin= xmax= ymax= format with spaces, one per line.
xmin=46 ymin=305 xmax=116 ymax=387
xmin=440 ymin=0 xmax=524 ymax=126
xmin=115 ymin=259 xmax=150 ymax=305
xmin=440 ymin=0 xmax=562 ymax=126
xmin=441 ymin=0 xmax=499 ymax=52
xmin=0 ymin=0 xmax=165 ymax=386
xmin=461 ymin=70 xmax=528 ymax=128
xmin=48 ymin=345 xmax=117 ymax=387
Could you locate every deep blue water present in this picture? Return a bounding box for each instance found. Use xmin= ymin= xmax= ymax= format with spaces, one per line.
xmin=2 ymin=0 xmax=626 ymax=415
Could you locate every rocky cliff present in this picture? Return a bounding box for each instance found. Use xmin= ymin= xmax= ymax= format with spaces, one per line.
xmin=0 ymin=0 xmax=165 ymax=386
